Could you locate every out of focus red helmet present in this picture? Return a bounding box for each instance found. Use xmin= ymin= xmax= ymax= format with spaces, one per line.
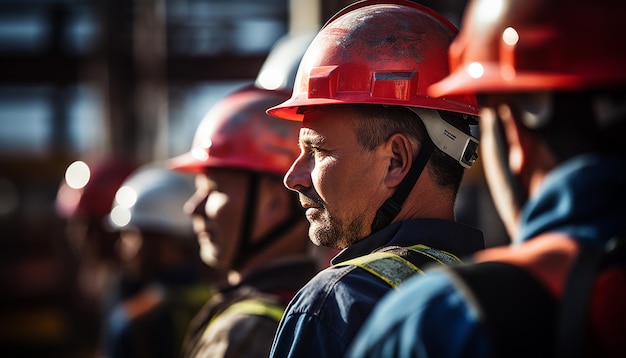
xmin=267 ymin=0 xmax=478 ymax=121
xmin=428 ymin=0 xmax=626 ymax=97
xmin=56 ymin=158 xmax=136 ymax=221
xmin=169 ymin=85 xmax=298 ymax=176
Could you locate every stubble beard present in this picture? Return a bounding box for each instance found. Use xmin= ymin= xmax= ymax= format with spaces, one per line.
xmin=308 ymin=210 xmax=365 ymax=250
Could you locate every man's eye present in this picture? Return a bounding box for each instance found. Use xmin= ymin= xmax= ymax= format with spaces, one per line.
xmin=308 ymin=146 xmax=325 ymax=156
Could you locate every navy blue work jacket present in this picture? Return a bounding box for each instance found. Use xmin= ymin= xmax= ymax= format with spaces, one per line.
xmin=269 ymin=218 xmax=484 ymax=358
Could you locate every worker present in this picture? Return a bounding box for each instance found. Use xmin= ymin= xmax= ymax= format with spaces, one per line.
xmin=348 ymin=0 xmax=626 ymax=356
xmin=101 ymin=163 xmax=217 ymax=358
xmin=266 ymin=1 xmax=485 ymax=357
xmin=170 ymin=85 xmax=319 ymax=357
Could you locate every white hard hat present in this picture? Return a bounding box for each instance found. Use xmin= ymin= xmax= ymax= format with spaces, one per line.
xmin=254 ymin=30 xmax=317 ymax=93
xmin=109 ymin=163 xmax=194 ymax=238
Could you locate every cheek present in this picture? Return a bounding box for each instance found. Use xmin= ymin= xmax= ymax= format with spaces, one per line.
xmin=205 ymin=192 xmax=228 ymax=218
xmin=206 ymin=190 xmax=245 ymax=249
xmin=312 ymin=160 xmax=341 ymax=201
xmin=118 ymin=233 xmax=143 ymax=262
xmin=313 ymin=158 xmax=370 ymax=218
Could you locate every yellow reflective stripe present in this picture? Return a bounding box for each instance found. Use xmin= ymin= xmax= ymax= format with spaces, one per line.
xmin=407 ymin=244 xmax=462 ymax=264
xmin=334 ymin=245 xmax=462 ymax=289
xmin=335 ymin=252 xmax=423 ymax=289
xmin=212 ymin=299 xmax=285 ymax=324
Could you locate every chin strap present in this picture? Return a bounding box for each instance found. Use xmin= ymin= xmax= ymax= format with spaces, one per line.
xmin=233 ymin=173 xmax=303 ymax=270
xmin=370 ymin=135 xmax=434 ymax=233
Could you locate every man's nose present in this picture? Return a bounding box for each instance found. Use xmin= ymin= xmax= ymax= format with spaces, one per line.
xmin=184 ymin=192 xmax=207 ymax=217
xmin=283 ymin=153 xmax=311 ymax=193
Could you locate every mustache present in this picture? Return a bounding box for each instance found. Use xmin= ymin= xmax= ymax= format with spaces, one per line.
xmin=191 ymin=215 xmax=217 ymax=235
xmin=298 ymin=190 xmax=325 ymax=209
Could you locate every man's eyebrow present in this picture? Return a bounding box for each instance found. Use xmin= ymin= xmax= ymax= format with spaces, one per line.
xmin=299 ymin=131 xmax=327 ymax=147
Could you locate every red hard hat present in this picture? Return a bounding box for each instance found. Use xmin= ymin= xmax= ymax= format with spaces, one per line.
xmin=169 ymin=85 xmax=299 ymax=176
xmin=267 ymin=0 xmax=479 ymax=121
xmin=56 ymin=158 xmax=136 ymax=221
xmin=429 ymin=0 xmax=626 ymax=97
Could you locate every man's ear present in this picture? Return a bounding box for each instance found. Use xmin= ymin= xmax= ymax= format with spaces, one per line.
xmin=384 ymin=133 xmax=414 ymax=188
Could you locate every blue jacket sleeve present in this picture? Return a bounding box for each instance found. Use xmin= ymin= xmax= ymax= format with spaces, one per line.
xmin=346 ymin=269 xmax=494 ymax=358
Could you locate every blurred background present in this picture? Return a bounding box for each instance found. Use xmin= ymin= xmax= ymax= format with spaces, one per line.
xmin=0 ymin=0 xmax=506 ymax=356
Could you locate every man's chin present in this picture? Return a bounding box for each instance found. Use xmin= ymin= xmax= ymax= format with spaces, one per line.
xmin=197 ymin=236 xmax=222 ymax=268
xmin=308 ymin=223 xmax=339 ymax=249
xmin=199 ymin=248 xmax=219 ymax=267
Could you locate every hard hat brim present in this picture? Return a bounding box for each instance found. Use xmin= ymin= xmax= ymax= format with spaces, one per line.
xmin=168 ymin=152 xmax=205 ymax=174
xmin=268 ymin=95 xmax=479 ymax=121
xmin=429 ymin=64 xmax=588 ymax=98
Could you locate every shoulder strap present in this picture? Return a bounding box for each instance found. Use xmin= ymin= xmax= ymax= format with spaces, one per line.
xmin=450 ymin=233 xmax=626 ymax=358
xmin=557 ymin=234 xmax=626 ymax=358
xmin=449 ymin=261 xmax=557 ymax=358
xmin=334 ymin=244 xmax=462 ymax=289
xmin=556 ymin=240 xmax=604 ymax=358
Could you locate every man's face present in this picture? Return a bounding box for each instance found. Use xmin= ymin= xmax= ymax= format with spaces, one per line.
xmin=185 ymin=169 xmax=248 ymax=270
xmin=283 ymin=106 xmax=390 ymax=249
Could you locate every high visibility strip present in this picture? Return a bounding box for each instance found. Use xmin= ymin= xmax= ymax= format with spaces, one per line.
xmin=408 ymin=244 xmax=462 ymax=265
xmin=220 ymin=299 xmax=285 ymax=323
xmin=336 ymin=252 xmax=424 ymax=288
xmin=334 ymin=244 xmax=462 ymax=289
